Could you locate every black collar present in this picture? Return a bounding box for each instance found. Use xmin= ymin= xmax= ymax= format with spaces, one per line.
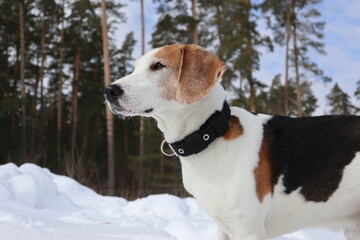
xmin=163 ymin=101 xmax=231 ymax=157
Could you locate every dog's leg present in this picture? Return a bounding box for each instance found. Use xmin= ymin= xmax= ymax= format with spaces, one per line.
xmin=218 ymin=227 xmax=230 ymax=240
xmin=344 ymin=215 xmax=360 ymax=240
xmin=217 ymin=221 xmax=265 ymax=240
xmin=232 ymin=232 xmax=264 ymax=240
xmin=232 ymin=223 xmax=265 ymax=240
xmin=345 ymin=229 xmax=360 ymax=240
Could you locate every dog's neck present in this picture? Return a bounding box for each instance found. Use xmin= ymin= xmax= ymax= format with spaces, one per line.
xmin=153 ymin=84 xmax=227 ymax=143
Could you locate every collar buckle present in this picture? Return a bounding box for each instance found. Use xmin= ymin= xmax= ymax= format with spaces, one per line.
xmin=160 ymin=139 xmax=176 ymax=157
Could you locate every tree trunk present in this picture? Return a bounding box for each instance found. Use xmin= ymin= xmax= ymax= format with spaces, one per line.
xmin=70 ymin=45 xmax=80 ymax=178
xmin=19 ymin=0 xmax=27 ymax=163
xmin=11 ymin=50 xmax=20 ymax=138
xmin=292 ymin=0 xmax=303 ymax=117
xmin=123 ymin=120 xmax=129 ymax=188
xmin=245 ymin=0 xmax=256 ymax=112
xmin=30 ymin=79 xmax=39 ymax=162
xmin=38 ymin=61 xmax=46 ymax=165
xmin=5 ymin=36 xmax=15 ymax=138
xmin=215 ymin=6 xmax=223 ymax=47
xmin=31 ymin=17 xmax=46 ymax=163
xmin=101 ymin=0 xmax=115 ymax=195
xmin=91 ymin=114 xmax=100 ymax=161
xmin=248 ymin=76 xmax=256 ymax=112
xmin=139 ymin=0 xmax=145 ymax=193
xmin=57 ymin=0 xmax=65 ymax=160
xmin=140 ymin=0 xmax=145 ymax=55
xmin=5 ymin=36 xmax=10 ymax=95
xmin=239 ymin=74 xmax=244 ymax=107
xmin=284 ymin=3 xmax=291 ymax=116
xmin=191 ymin=0 xmax=198 ymax=44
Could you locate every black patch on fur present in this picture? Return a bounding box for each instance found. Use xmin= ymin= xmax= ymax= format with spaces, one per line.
xmin=264 ymin=115 xmax=360 ymax=202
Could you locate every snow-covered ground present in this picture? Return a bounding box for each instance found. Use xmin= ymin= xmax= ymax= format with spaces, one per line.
xmin=0 ymin=163 xmax=346 ymax=240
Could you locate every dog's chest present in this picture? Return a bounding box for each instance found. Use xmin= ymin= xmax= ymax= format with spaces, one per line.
xmin=179 ymin=149 xmax=251 ymax=220
xmin=178 ymin=111 xmax=267 ymax=221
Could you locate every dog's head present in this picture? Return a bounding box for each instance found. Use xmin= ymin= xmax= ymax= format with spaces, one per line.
xmin=104 ymin=44 xmax=226 ymax=116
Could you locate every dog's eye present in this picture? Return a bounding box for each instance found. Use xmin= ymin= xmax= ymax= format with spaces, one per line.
xmin=150 ymin=62 xmax=166 ymax=71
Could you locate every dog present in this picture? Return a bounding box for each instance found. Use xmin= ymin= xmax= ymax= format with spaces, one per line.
xmin=104 ymin=44 xmax=360 ymax=240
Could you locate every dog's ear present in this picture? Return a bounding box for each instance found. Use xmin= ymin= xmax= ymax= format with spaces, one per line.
xmin=176 ymin=45 xmax=226 ymax=104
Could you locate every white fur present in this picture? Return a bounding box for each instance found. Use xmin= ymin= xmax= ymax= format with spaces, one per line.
xmin=107 ymin=47 xmax=360 ymax=240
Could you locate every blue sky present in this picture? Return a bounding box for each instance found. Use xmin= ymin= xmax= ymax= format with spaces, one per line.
xmin=115 ymin=0 xmax=360 ymax=115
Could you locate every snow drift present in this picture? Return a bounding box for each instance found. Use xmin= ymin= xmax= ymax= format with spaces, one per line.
xmin=0 ymin=163 xmax=346 ymax=240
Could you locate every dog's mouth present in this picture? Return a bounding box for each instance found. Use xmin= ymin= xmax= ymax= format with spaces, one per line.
xmin=143 ymin=108 xmax=153 ymax=114
xmin=109 ymin=104 xmax=126 ymax=114
xmin=107 ymin=102 xmax=153 ymax=116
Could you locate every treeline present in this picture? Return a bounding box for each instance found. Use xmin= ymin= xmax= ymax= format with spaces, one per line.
xmin=0 ymin=0 xmax=359 ymax=199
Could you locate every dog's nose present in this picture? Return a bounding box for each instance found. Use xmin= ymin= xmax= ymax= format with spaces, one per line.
xmin=104 ymin=84 xmax=124 ymax=103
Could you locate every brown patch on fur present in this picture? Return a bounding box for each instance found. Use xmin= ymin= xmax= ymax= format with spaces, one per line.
xmin=223 ymin=116 xmax=243 ymax=140
xmin=154 ymin=45 xmax=182 ymax=101
xmin=154 ymin=45 xmax=182 ymax=69
xmin=154 ymin=44 xmax=226 ymax=104
xmin=254 ymin=134 xmax=273 ymax=202
xmin=176 ymin=45 xmax=226 ymax=104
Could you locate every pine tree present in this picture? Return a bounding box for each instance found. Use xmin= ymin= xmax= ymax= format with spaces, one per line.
xmin=64 ymin=0 xmax=124 ymax=181
xmin=57 ymin=0 xmax=65 ymax=161
xmin=263 ymin=0 xmax=329 ymax=116
xmin=0 ymin=0 xmax=39 ymax=164
xmin=300 ymin=81 xmax=318 ymax=116
xmin=291 ymin=0 xmax=330 ymax=116
xmin=101 ymin=0 xmax=115 ymax=195
xmin=0 ymin=0 xmax=137 ymax=196
xmin=29 ymin=0 xmax=60 ymax=163
xmin=254 ymin=74 xmax=317 ymax=116
xmin=0 ymin=0 xmax=25 ymax=163
xmin=112 ymin=33 xmax=136 ymax=78
xmin=327 ymin=83 xmax=354 ymax=115
xmin=200 ymin=0 xmax=273 ymax=112
xmin=355 ymin=80 xmax=360 ymax=113
xmin=262 ymin=0 xmax=293 ymax=115
xmin=151 ymin=0 xmax=195 ymax=47
xmin=266 ymin=74 xmax=284 ymax=115
xmin=355 ymin=80 xmax=360 ymax=101
xmin=19 ymin=0 xmax=27 ymax=163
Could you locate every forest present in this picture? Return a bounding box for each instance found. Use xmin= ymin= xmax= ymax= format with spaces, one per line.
xmin=0 ymin=0 xmax=359 ymax=199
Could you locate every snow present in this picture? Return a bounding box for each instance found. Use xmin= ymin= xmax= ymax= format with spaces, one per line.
xmin=0 ymin=163 xmax=346 ymax=240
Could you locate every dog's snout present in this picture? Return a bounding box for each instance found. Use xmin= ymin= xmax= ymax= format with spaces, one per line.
xmin=104 ymin=84 xmax=124 ymax=103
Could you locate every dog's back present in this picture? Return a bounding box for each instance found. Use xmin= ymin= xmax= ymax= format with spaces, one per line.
xmin=263 ymin=115 xmax=360 ymax=238
xmin=265 ymin=115 xmax=360 ymax=202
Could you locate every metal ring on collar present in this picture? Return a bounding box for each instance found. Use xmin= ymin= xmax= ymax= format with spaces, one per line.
xmin=160 ymin=139 xmax=175 ymax=157
xmin=203 ymin=134 xmax=210 ymax=141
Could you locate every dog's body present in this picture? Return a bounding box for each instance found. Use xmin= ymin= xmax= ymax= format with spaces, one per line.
xmin=105 ymin=44 xmax=360 ymax=240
